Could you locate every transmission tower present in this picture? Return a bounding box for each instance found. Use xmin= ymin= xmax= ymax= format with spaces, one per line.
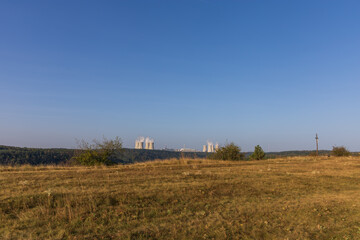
xmin=315 ymin=133 xmax=319 ymax=156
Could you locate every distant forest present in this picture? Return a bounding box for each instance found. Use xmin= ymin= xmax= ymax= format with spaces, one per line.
xmin=0 ymin=145 xmax=335 ymax=165
xmin=0 ymin=145 xmax=207 ymax=165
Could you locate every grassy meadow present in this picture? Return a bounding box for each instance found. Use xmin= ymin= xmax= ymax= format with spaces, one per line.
xmin=1 ymin=156 xmax=360 ymax=239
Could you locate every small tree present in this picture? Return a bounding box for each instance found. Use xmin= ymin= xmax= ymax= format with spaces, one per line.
xmin=72 ymin=136 xmax=123 ymax=166
xmin=211 ymin=142 xmax=245 ymax=161
xmin=250 ymin=145 xmax=265 ymax=160
xmin=331 ymin=146 xmax=350 ymax=157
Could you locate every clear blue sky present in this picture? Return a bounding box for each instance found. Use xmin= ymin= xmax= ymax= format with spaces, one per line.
xmin=1 ymin=0 xmax=360 ymax=151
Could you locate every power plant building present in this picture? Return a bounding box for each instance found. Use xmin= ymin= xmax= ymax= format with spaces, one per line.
xmin=145 ymin=137 xmax=154 ymax=150
xmin=203 ymin=141 xmax=218 ymax=153
xmin=208 ymin=142 xmax=214 ymax=153
xmin=135 ymin=137 xmax=145 ymax=149
xmin=203 ymin=145 xmax=207 ymax=152
xmin=135 ymin=137 xmax=154 ymax=150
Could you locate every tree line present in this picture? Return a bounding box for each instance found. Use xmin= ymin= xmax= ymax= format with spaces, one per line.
xmin=0 ymin=144 xmax=207 ymax=166
xmin=0 ymin=138 xmax=354 ymax=166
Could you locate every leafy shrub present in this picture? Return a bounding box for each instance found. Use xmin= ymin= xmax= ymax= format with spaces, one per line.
xmin=250 ymin=145 xmax=265 ymax=160
xmin=331 ymin=146 xmax=351 ymax=157
xmin=72 ymin=137 xmax=123 ymax=166
xmin=210 ymin=143 xmax=245 ymax=161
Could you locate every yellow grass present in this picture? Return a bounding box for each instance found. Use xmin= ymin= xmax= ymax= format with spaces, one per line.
xmin=1 ymin=156 xmax=360 ymax=239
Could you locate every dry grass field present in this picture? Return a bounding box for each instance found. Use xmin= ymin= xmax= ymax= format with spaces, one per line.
xmin=1 ymin=156 xmax=360 ymax=239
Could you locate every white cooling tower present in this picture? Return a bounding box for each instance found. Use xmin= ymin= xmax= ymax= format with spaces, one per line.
xmin=203 ymin=145 xmax=207 ymax=152
xmin=208 ymin=142 xmax=214 ymax=153
xmin=145 ymin=137 xmax=154 ymax=150
xmin=135 ymin=137 xmax=144 ymax=149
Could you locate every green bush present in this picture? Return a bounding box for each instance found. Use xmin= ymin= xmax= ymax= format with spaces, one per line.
xmin=210 ymin=143 xmax=245 ymax=161
xmin=72 ymin=137 xmax=123 ymax=166
xmin=331 ymin=146 xmax=351 ymax=157
xmin=250 ymin=145 xmax=265 ymax=160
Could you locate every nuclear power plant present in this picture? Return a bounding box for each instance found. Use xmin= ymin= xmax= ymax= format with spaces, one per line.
xmin=145 ymin=137 xmax=154 ymax=150
xmin=203 ymin=145 xmax=207 ymax=152
xmin=203 ymin=141 xmax=219 ymax=153
xmin=208 ymin=142 xmax=214 ymax=153
xmin=135 ymin=136 xmax=154 ymax=150
xmin=136 ymin=137 xmax=218 ymax=152
xmin=135 ymin=137 xmax=144 ymax=149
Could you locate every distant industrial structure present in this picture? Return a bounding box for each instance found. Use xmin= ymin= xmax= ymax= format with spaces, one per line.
xmin=145 ymin=137 xmax=154 ymax=150
xmin=135 ymin=136 xmax=154 ymax=150
xmin=315 ymin=133 xmax=319 ymax=156
xmin=135 ymin=137 xmax=144 ymax=149
xmin=136 ymin=137 xmax=219 ymax=152
xmin=202 ymin=141 xmax=219 ymax=153
xmin=202 ymin=145 xmax=207 ymax=152
xmin=178 ymin=148 xmax=197 ymax=152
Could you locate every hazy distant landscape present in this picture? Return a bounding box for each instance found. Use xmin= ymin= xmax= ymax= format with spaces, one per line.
xmin=0 ymin=145 xmax=337 ymax=165
xmin=0 ymin=145 xmax=207 ymax=165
